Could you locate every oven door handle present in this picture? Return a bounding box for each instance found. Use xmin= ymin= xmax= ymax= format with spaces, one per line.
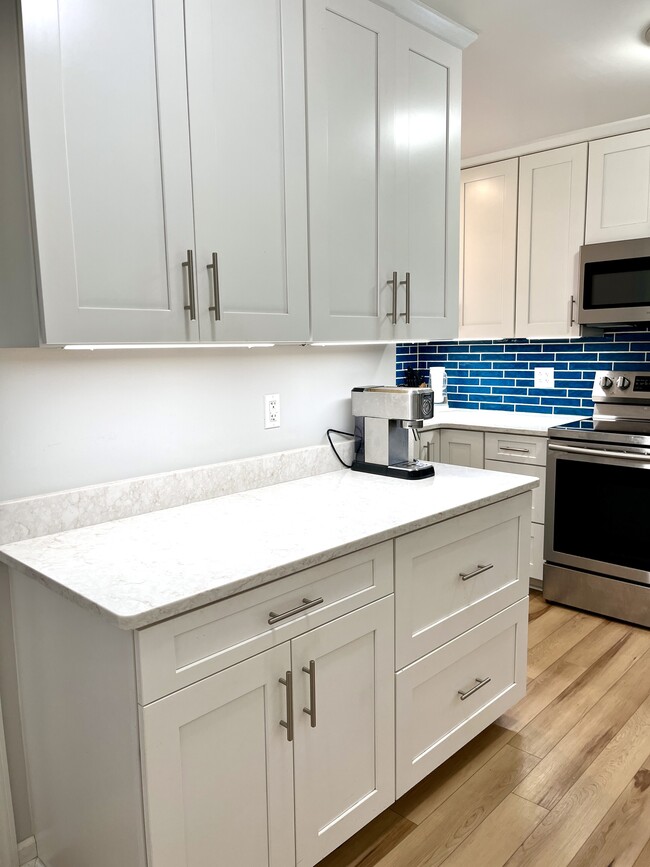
xmin=548 ymin=443 xmax=650 ymax=462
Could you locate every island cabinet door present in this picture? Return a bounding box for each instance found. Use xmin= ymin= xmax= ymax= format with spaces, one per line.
xmin=292 ymin=597 xmax=395 ymax=867
xmin=140 ymin=643 xmax=294 ymax=867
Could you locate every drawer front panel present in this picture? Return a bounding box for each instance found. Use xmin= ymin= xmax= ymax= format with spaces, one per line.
xmin=484 ymin=432 xmax=547 ymax=466
xmin=396 ymin=597 xmax=527 ymax=796
xmin=137 ymin=541 xmax=393 ymax=704
xmin=484 ymin=460 xmax=545 ymax=523
xmin=395 ymin=494 xmax=530 ymax=669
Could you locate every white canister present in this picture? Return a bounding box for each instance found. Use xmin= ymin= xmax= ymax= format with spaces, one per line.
xmin=429 ymin=367 xmax=447 ymax=404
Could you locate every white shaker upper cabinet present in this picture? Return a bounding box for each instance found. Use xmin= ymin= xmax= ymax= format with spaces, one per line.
xmin=459 ymin=160 xmax=518 ymax=339
xmin=394 ymin=21 xmax=461 ymax=342
xmin=185 ymin=0 xmax=309 ymax=342
xmin=515 ymin=144 xmax=587 ymax=338
xmin=586 ymin=129 xmax=650 ymax=243
xmin=20 ymin=0 xmax=196 ymax=345
xmin=306 ymin=0 xmax=397 ymax=342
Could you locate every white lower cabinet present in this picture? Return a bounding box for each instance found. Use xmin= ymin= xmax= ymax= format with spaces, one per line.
xmin=439 ymin=428 xmax=484 ymax=468
xmin=140 ymin=596 xmax=395 ymax=867
xmin=396 ymin=597 xmax=528 ymax=796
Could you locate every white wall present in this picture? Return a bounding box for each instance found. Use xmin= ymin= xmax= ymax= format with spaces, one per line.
xmin=0 ymin=344 xmax=395 ymax=502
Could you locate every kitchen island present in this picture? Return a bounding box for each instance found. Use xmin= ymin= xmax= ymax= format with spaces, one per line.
xmin=2 ymin=463 xmax=537 ymax=867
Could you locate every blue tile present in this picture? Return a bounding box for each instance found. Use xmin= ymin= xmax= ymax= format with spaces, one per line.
xmin=491 ymin=386 xmax=529 ymax=396
xmin=480 ymin=352 xmax=518 ymax=362
xmin=542 ymin=343 xmax=585 ymax=353
xmin=456 ymin=386 xmax=493 ymax=395
xmin=541 ymin=397 xmax=583 ymax=407
xmin=554 ymin=370 xmax=583 ymax=380
xmin=479 ymin=402 xmax=513 ymax=411
xmin=597 ymin=352 xmax=647 ymax=362
xmin=448 ymin=400 xmax=480 ymax=409
xmin=567 ymin=388 xmax=594 ymax=399
xmin=458 ymin=361 xmax=493 ymax=370
xmin=491 ymin=362 xmax=530 ymax=370
xmin=555 ymin=352 xmax=599 ymax=361
xmin=615 ymin=330 xmax=650 ymax=341
xmin=530 ymin=388 xmax=567 ymax=397
xmin=519 ymin=353 xmax=557 ymax=362
xmin=481 ymin=377 xmax=514 ymax=386
xmin=506 ymin=396 xmax=541 ymax=405
xmin=518 ymin=405 xmax=553 ymax=414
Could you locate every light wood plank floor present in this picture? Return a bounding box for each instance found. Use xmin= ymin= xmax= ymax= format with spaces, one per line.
xmin=316 ymin=593 xmax=650 ymax=867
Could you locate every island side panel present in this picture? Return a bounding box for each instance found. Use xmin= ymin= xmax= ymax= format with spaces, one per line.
xmin=10 ymin=570 xmax=147 ymax=867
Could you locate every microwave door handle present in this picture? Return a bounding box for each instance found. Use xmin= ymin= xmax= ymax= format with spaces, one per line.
xmin=548 ymin=443 xmax=650 ymax=462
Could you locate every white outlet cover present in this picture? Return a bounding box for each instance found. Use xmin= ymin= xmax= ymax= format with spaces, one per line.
xmin=534 ymin=367 xmax=555 ymax=389
xmin=264 ymin=393 xmax=280 ymax=429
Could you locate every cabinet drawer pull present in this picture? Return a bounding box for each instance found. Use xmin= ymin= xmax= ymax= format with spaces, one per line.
xmin=182 ymin=249 xmax=197 ymax=321
xmin=278 ymin=671 xmax=294 ymax=742
xmin=387 ymin=272 xmax=398 ymax=325
xmin=458 ymin=676 xmax=491 ymax=701
xmin=399 ymin=272 xmax=411 ymax=324
xmin=207 ymin=251 xmax=221 ymax=321
xmin=502 ymin=446 xmax=530 ymax=454
xmin=268 ymin=597 xmax=324 ymax=625
xmin=459 ymin=563 xmax=494 ymax=581
xmin=302 ymin=660 xmax=317 ymax=727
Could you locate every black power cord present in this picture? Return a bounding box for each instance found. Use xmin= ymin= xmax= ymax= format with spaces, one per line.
xmin=326 ymin=428 xmax=355 ymax=468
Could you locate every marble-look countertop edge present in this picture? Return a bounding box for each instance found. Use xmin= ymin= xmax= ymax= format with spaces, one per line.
xmin=1 ymin=477 xmax=537 ymax=630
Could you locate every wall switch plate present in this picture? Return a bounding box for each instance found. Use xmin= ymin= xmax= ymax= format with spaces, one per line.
xmin=264 ymin=393 xmax=280 ymax=429
xmin=534 ymin=367 xmax=555 ymax=389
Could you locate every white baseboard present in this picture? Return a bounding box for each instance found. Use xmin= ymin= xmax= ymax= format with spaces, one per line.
xmin=18 ymin=837 xmax=37 ymax=865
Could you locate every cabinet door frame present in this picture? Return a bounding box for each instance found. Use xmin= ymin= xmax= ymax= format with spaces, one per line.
xmin=585 ymin=129 xmax=650 ymax=243
xmin=306 ymin=0 xmax=398 ymax=341
xmin=394 ymin=20 xmax=461 ymax=342
xmin=292 ymin=596 xmax=395 ymax=866
xmin=459 ymin=159 xmax=518 ymax=340
xmin=140 ymin=643 xmax=295 ymax=867
xmin=515 ymin=144 xmax=587 ymax=338
xmin=439 ymin=428 xmax=484 ymax=467
xmin=21 ymin=0 xmax=197 ymax=345
xmin=187 ymin=0 xmax=310 ymax=342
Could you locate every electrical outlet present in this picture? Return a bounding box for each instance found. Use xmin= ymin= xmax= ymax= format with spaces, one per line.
xmin=534 ymin=367 xmax=555 ymax=389
xmin=264 ymin=393 xmax=280 ymax=429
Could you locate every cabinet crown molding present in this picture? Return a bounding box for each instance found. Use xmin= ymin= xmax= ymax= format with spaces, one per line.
xmin=372 ymin=0 xmax=477 ymax=48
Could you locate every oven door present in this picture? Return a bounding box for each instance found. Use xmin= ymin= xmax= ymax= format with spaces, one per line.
xmin=545 ymin=440 xmax=650 ymax=585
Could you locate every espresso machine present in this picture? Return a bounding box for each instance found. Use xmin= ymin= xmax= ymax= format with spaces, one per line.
xmin=351 ymin=386 xmax=436 ymax=479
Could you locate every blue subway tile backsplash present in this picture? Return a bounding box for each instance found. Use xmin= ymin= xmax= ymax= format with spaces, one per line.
xmin=396 ymin=330 xmax=650 ymax=415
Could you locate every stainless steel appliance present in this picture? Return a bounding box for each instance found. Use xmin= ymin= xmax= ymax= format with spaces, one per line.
xmin=577 ymin=237 xmax=650 ymax=326
xmin=544 ymin=370 xmax=650 ymax=627
xmin=351 ymin=386 xmax=435 ymax=480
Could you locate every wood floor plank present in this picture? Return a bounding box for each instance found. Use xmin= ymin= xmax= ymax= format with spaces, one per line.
xmin=511 ymin=629 xmax=650 ymax=758
xmin=527 ymin=612 xmax=602 ymax=680
xmin=376 ymin=745 xmax=539 ymax=867
xmin=562 ymin=619 xmax=631 ymax=668
xmin=318 ymin=809 xmax=416 ymax=867
xmin=633 ymin=837 xmax=650 ymax=866
xmin=393 ymin=724 xmax=514 ymax=825
xmin=498 ymin=658 xmax=586 ymax=733
xmin=567 ymin=754 xmax=650 ymax=867
xmin=436 ymin=794 xmax=548 ymax=867
xmin=504 ymin=695 xmax=650 ymax=867
xmin=527 ymin=605 xmax=577 ymax=649
xmin=528 ymin=593 xmax=549 ymax=618
xmin=515 ymin=648 xmax=650 ymax=810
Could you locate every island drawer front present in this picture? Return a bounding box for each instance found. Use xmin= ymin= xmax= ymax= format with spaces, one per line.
xmin=484 ymin=432 xmax=547 ymax=466
xmin=395 ymin=597 xmax=528 ymax=797
xmin=395 ymin=494 xmax=530 ymax=669
xmin=136 ymin=541 xmax=393 ymax=704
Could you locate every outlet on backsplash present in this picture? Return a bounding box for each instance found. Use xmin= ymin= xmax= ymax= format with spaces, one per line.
xmin=534 ymin=367 xmax=555 ymax=389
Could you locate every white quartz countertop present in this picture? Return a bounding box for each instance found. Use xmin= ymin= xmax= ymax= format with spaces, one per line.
xmin=0 ymin=464 xmax=537 ymax=630
xmin=423 ymin=407 xmax=583 ymax=435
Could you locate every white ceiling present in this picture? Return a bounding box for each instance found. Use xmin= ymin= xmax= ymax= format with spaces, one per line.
xmin=423 ymin=0 xmax=650 ymax=159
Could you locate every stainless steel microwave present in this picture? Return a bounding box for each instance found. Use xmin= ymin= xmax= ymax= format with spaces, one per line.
xmin=578 ymin=237 xmax=650 ymax=326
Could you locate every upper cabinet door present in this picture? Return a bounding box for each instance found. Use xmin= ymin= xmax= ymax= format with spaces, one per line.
xmin=21 ymin=0 xmax=197 ymax=345
xmin=186 ymin=0 xmax=309 ymax=343
xmin=394 ymin=21 xmax=461 ymax=342
xmin=459 ymin=160 xmax=518 ymax=340
xmin=586 ymin=130 xmax=650 ymax=243
xmin=306 ymin=0 xmax=397 ymax=342
xmin=515 ymin=144 xmax=587 ymax=338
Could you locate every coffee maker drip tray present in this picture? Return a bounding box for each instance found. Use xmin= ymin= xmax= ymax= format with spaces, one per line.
xmin=351 ymin=459 xmax=436 ymax=480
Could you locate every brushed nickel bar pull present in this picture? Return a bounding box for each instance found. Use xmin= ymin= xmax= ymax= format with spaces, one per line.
xmin=503 ymin=446 xmax=530 ymax=453
xmin=207 ymin=252 xmax=221 ymax=321
xmin=570 ymin=294 xmax=576 ymax=326
xmin=400 ymin=272 xmax=411 ymax=324
xmin=278 ymin=671 xmax=294 ymax=742
xmin=268 ymin=597 xmax=324 ymax=626
xmin=387 ymin=272 xmax=398 ymax=324
xmin=182 ymin=249 xmax=196 ymax=321
xmin=302 ymin=660 xmax=316 ymax=727
xmin=459 ymin=563 xmax=494 ymax=581
xmin=458 ymin=676 xmax=491 ymax=701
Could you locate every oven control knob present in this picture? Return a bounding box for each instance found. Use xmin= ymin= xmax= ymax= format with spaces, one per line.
xmin=616 ymin=376 xmax=631 ymax=390
xmin=599 ymin=376 xmax=613 ymax=389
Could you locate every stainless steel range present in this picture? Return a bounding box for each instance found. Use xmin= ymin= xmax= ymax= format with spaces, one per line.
xmin=544 ymin=370 xmax=650 ymax=628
